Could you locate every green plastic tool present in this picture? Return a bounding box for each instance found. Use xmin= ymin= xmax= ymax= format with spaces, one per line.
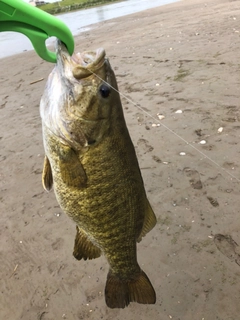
xmin=0 ymin=0 xmax=74 ymax=63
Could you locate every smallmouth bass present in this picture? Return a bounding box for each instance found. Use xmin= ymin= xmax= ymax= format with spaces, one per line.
xmin=40 ymin=41 xmax=157 ymax=308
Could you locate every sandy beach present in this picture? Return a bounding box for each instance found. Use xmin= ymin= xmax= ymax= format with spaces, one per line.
xmin=1 ymin=0 xmax=240 ymax=318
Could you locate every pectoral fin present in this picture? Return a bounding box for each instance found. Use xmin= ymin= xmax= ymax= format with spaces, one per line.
xmin=73 ymin=226 xmax=102 ymax=260
xmin=42 ymin=155 xmax=53 ymax=191
xmin=137 ymin=200 xmax=156 ymax=242
xmin=58 ymin=143 xmax=87 ymax=188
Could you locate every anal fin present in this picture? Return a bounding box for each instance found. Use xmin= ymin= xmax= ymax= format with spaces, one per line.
xmin=73 ymin=226 xmax=101 ymax=260
xmin=137 ymin=199 xmax=157 ymax=242
xmin=42 ymin=155 xmax=53 ymax=191
xmin=105 ymin=269 xmax=156 ymax=308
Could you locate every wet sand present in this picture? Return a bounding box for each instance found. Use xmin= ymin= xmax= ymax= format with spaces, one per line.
xmin=1 ymin=0 xmax=240 ymax=318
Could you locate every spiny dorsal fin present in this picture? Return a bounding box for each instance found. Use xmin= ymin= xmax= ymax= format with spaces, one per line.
xmin=73 ymin=226 xmax=101 ymax=260
xmin=105 ymin=269 xmax=156 ymax=308
xmin=42 ymin=155 xmax=53 ymax=191
xmin=137 ymin=199 xmax=157 ymax=243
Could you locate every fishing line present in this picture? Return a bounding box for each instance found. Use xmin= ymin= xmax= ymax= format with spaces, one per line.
xmin=90 ymin=70 xmax=240 ymax=183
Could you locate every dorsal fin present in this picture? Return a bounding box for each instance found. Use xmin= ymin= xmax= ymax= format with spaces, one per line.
xmin=137 ymin=200 xmax=156 ymax=243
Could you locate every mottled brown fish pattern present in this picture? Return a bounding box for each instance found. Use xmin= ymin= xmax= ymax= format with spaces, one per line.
xmin=40 ymin=41 xmax=156 ymax=308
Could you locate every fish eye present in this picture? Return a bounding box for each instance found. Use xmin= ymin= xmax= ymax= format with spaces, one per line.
xmin=99 ymin=84 xmax=111 ymax=98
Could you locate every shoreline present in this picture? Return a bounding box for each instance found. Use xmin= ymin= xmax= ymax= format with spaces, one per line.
xmin=0 ymin=0 xmax=180 ymax=60
xmin=40 ymin=0 xmax=123 ymax=15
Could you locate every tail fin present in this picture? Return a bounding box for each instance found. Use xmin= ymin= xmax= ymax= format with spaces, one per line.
xmin=105 ymin=269 xmax=156 ymax=308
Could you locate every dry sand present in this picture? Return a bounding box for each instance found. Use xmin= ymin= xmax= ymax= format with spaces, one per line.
xmin=1 ymin=0 xmax=240 ymax=318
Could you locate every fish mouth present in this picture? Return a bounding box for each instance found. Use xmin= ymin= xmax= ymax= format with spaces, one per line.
xmin=56 ymin=40 xmax=106 ymax=79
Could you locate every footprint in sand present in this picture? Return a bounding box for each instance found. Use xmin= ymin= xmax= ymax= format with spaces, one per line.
xmin=51 ymin=237 xmax=64 ymax=251
xmin=0 ymin=95 xmax=8 ymax=109
xmin=152 ymin=155 xmax=162 ymax=163
xmin=0 ymin=101 xmax=7 ymax=109
xmin=214 ymin=234 xmax=240 ymax=266
xmin=183 ymin=167 xmax=203 ymax=189
xmin=137 ymin=138 xmax=154 ymax=153
xmin=207 ymin=196 xmax=219 ymax=207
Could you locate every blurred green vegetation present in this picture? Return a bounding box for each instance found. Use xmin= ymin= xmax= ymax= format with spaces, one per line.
xmin=39 ymin=0 xmax=120 ymax=14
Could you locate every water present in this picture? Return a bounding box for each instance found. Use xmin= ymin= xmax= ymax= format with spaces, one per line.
xmin=0 ymin=0 xmax=179 ymax=59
